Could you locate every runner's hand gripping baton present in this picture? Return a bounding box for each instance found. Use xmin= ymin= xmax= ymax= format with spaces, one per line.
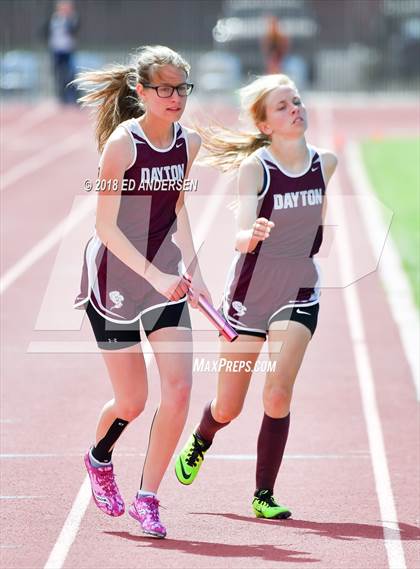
xmin=183 ymin=274 xmax=238 ymax=342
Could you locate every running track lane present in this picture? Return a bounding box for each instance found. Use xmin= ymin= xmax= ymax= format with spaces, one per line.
xmin=1 ymin=101 xmax=419 ymax=568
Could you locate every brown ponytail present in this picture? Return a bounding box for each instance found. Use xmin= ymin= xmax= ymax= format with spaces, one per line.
xmin=73 ymin=45 xmax=191 ymax=152
xmin=74 ymin=65 xmax=141 ymax=152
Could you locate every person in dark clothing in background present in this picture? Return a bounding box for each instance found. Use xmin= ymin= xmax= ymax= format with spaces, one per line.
xmin=45 ymin=0 xmax=80 ymax=103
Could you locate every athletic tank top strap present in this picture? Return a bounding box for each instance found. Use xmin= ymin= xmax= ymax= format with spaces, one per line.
xmin=98 ymin=120 xmax=188 ymax=169
xmin=253 ymin=144 xmax=326 ymax=198
xmin=255 ymin=144 xmax=321 ymax=176
xmin=123 ymin=118 xmax=186 ymax=153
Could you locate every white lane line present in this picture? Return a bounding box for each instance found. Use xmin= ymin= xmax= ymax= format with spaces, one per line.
xmin=42 ymin=352 xmax=153 ymax=569
xmin=188 ymin=166 xmax=236 ymax=250
xmin=1 ymin=132 xmax=87 ymax=192
xmin=0 ymin=495 xmax=46 ymax=499
xmin=206 ymin=453 xmax=369 ymax=460
xmin=43 ymin=476 xmax=91 ymax=569
xmin=0 ymin=452 xmax=369 ymax=460
xmin=3 ymin=103 xmax=58 ymax=138
xmin=345 ymin=141 xmax=419 ymax=400
xmin=318 ymin=106 xmax=406 ymax=569
xmin=0 ymin=196 xmax=95 ymax=295
xmin=2 ymin=103 xmax=51 ymax=130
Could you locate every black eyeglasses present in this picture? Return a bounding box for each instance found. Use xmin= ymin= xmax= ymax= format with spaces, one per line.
xmin=142 ymin=83 xmax=194 ymax=98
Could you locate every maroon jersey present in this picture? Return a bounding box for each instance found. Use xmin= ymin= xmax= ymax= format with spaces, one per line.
xmin=222 ymin=145 xmax=325 ymax=334
xmin=74 ymin=119 xmax=189 ymax=322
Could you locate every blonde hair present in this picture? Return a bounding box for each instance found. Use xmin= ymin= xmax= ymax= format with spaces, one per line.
xmin=73 ymin=45 xmax=190 ymax=152
xmin=199 ymin=74 xmax=296 ymax=171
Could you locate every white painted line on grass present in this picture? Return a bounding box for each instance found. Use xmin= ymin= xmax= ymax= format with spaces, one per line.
xmin=345 ymin=141 xmax=419 ymax=400
xmin=318 ymin=105 xmax=406 ymax=569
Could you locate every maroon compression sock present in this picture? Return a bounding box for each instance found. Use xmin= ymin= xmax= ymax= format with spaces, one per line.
xmin=256 ymin=412 xmax=290 ymax=493
xmin=196 ymin=400 xmax=230 ymax=446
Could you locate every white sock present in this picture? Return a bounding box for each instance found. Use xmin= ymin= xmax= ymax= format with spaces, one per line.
xmin=137 ymin=490 xmax=156 ymax=498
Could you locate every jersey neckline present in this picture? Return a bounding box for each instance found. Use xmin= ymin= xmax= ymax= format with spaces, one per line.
xmin=264 ymin=146 xmax=314 ymax=178
xmin=131 ymin=118 xmax=178 ymax=153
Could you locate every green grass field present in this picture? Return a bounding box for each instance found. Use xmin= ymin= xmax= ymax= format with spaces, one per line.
xmin=361 ymin=137 xmax=420 ymax=307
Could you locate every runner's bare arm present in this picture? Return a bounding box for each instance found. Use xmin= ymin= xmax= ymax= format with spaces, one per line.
xmin=174 ymin=129 xmax=201 ymax=268
xmin=320 ymin=151 xmax=338 ymax=223
xmin=174 ymin=130 xmax=212 ymax=305
xmin=235 ymin=156 xmax=274 ymax=253
xmin=95 ymin=128 xmax=187 ymax=299
xmin=322 ymin=151 xmax=338 ymax=186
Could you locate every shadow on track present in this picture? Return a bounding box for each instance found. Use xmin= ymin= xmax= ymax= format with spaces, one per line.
xmin=189 ymin=513 xmax=420 ymax=542
xmin=103 ymin=531 xmax=318 ymax=563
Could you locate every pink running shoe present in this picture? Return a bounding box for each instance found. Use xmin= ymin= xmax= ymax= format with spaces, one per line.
xmin=128 ymin=495 xmax=167 ymax=538
xmin=84 ymin=451 xmax=124 ymax=517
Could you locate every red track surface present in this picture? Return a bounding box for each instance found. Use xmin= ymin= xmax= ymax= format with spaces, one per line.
xmin=1 ymin=98 xmax=419 ymax=569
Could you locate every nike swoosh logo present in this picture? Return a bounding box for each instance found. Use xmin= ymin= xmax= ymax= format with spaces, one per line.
xmin=176 ymin=143 xmax=183 ymax=148
xmin=179 ymin=459 xmax=191 ymax=480
xmin=311 ymin=167 xmax=319 ymax=172
xmin=296 ymin=308 xmax=311 ymax=315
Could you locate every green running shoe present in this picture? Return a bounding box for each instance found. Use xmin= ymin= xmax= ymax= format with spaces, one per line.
xmin=175 ymin=432 xmax=209 ymax=485
xmin=252 ymin=489 xmax=292 ymax=519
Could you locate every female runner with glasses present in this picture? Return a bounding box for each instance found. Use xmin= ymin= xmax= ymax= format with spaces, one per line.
xmin=175 ymin=74 xmax=337 ymax=520
xmin=73 ymin=45 xmax=211 ymax=538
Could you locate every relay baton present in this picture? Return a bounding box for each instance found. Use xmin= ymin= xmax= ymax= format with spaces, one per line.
xmin=182 ymin=274 xmax=238 ymax=342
